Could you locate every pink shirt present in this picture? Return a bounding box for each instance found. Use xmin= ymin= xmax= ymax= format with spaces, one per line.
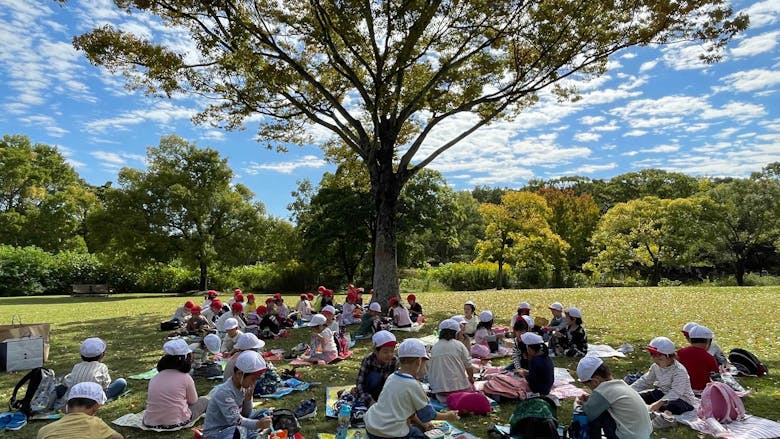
xmin=143 ymin=369 xmax=199 ymax=426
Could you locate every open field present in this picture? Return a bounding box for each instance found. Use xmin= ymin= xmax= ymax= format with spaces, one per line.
xmin=1 ymin=286 xmax=779 ymax=438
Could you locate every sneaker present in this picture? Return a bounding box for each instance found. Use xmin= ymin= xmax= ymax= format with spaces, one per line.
xmin=0 ymin=412 xmax=11 ymax=430
xmin=5 ymin=412 xmax=27 ymax=431
xmin=650 ymin=411 xmax=676 ymax=430
xmin=295 ymin=398 xmax=317 ymax=420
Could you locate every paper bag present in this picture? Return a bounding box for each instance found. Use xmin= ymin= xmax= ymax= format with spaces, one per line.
xmin=0 ymin=316 xmax=51 ymax=362
xmin=1 ymin=336 xmax=44 ymax=371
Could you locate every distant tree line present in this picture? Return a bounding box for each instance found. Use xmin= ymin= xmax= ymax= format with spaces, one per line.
xmin=2 ymin=133 xmax=779 ymax=295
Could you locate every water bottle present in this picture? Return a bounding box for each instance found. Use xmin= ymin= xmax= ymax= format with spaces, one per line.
xmin=336 ymin=402 xmax=352 ymax=439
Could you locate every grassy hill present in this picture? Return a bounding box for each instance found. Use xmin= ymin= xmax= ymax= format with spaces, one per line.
xmin=0 ymin=286 xmax=778 ymax=438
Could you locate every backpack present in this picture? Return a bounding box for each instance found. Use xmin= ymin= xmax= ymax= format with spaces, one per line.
xmin=9 ymin=367 xmax=59 ymax=416
xmin=697 ymin=381 xmax=745 ymax=423
xmin=254 ymin=367 xmax=282 ymax=396
xmin=509 ymin=396 xmax=560 ymax=439
xmin=728 ymin=348 xmax=768 ymax=377
xmin=566 ymin=412 xmax=589 ymax=439
xmin=483 ymin=373 xmax=528 ymax=400
xmin=192 ymin=362 xmax=223 ymax=378
xmin=272 ymin=408 xmax=301 ymax=434
xmin=160 ymin=320 xmax=180 ymax=331
xmin=446 ymin=391 xmax=492 ymax=415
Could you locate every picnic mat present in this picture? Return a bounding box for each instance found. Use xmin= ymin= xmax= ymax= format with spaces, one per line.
xmin=675 ymin=411 xmax=780 ymax=439
xmin=587 ymin=344 xmax=626 ymax=358
xmin=258 ymin=378 xmax=312 ymax=399
xmin=390 ymin=322 xmax=425 ymax=332
xmin=290 ymin=351 xmax=353 ymax=366
xmin=112 ymin=412 xmax=202 ymax=431
xmin=318 ymin=429 xmax=366 ymax=439
xmin=128 ymin=368 xmax=158 ymax=380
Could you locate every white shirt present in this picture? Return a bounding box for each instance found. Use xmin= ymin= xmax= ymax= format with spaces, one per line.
xmin=630 ymin=360 xmax=696 ymax=406
xmin=315 ymin=328 xmax=337 ymax=354
xmin=365 ymin=372 xmax=429 ymax=437
xmin=429 ymin=339 xmax=472 ymax=394
xmin=341 ymin=302 xmax=357 ymax=324
xmin=463 ymin=315 xmax=478 ymax=335
xmin=215 ymin=312 xmax=246 ymax=332
xmin=393 ymin=306 xmax=412 ymax=326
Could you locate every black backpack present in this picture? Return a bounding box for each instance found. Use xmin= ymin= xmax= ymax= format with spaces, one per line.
xmin=9 ymin=367 xmax=59 ymax=416
xmin=509 ymin=396 xmax=560 ymax=439
xmin=729 ymin=348 xmax=768 ymax=377
xmin=272 ymin=409 xmax=301 ymax=434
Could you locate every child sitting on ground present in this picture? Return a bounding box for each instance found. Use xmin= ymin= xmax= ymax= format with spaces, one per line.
xmin=407 ymin=294 xmax=423 ymax=323
xmin=202 ymin=299 xmax=224 ymax=328
xmin=553 ymin=307 xmax=588 ymax=357
xmin=220 ymin=318 xmax=244 ymax=355
xmin=509 ymin=301 xmax=531 ymax=329
xmin=354 ymin=331 xmax=399 ymax=408
xmin=341 ymin=292 xmax=359 ymax=325
xmin=171 ymin=300 xmax=195 ymax=325
xmin=364 ymin=339 xmax=459 ymax=439
xmin=184 ymin=305 xmax=211 ymax=337
xmin=264 ymin=297 xmax=277 ymax=316
xmin=575 ymin=356 xmax=652 ymax=439
xmin=201 ymin=290 xmax=219 ymax=310
xmin=245 ymin=294 xmax=257 ymax=314
xmin=463 ymin=301 xmax=478 ymax=338
xmin=304 ymin=314 xmax=338 ymax=364
xmin=519 ymin=332 xmax=553 ymax=396
xmin=473 ymin=310 xmax=499 ymax=355
xmin=505 ymin=316 xmax=531 ymax=371
xmin=389 ymin=297 xmax=412 ymax=328
xmin=676 ymin=324 xmax=719 ymax=393
xmin=543 ymin=302 xmax=566 ymax=343
xmin=37 ymin=382 xmax=123 ymax=439
xmin=222 ymin=333 xmax=266 ymax=382
xmin=202 ymin=351 xmax=273 ymax=439
xmin=216 ymin=302 xmax=247 ymax=332
xmin=429 ymin=319 xmax=475 ymax=403
xmin=356 ymin=302 xmax=384 ymax=336
xmin=274 ymin=295 xmax=293 ymax=327
xmin=189 ymin=333 xmax=222 ymax=369
xmin=256 ymin=305 xmax=282 ymax=339
xmin=322 ymin=305 xmax=340 ymax=335
xmin=682 ymin=321 xmax=728 ymax=366
xmin=630 ymin=336 xmax=696 ymax=415
xmin=143 ymin=340 xmax=209 ymax=430
xmin=65 ymin=337 xmax=127 ymax=401
xmin=295 ymin=293 xmax=313 ymax=322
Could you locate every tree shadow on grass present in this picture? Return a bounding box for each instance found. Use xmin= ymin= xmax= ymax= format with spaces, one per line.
xmin=1 ymin=294 xmax=169 ymax=306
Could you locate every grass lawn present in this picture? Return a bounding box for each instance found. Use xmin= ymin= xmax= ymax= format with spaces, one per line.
xmin=1 ymin=286 xmax=779 ymax=438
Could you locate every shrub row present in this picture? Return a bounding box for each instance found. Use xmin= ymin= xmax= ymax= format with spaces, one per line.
xmin=0 ymin=245 xmax=315 ymax=296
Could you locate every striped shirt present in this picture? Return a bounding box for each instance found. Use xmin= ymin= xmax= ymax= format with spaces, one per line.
xmin=65 ymin=361 xmax=111 ymax=389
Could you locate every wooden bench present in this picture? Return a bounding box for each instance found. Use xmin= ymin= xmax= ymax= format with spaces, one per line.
xmin=71 ymin=284 xmax=111 ymax=297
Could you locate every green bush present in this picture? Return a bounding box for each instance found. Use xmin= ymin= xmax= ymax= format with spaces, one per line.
xmin=213 ymin=261 xmax=314 ymax=293
xmin=0 ymin=245 xmax=54 ymax=296
xmin=399 ymin=269 xmax=447 ymax=293
xmin=137 ymin=263 xmax=199 ymax=293
xmin=428 ymin=262 xmax=503 ymax=290
xmin=48 ymin=251 xmax=107 ymax=293
xmin=657 ymin=278 xmax=683 ymax=287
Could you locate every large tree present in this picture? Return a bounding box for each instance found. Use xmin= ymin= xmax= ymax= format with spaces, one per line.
xmin=586 ymin=196 xmax=713 ymax=284
xmin=476 ymin=191 xmax=568 ymax=289
xmin=88 ymin=135 xmax=268 ymax=289
xmin=73 ymin=0 xmax=746 ymax=305
xmin=706 ymin=178 xmax=780 ymax=285
xmin=0 ymin=134 xmax=97 ymax=252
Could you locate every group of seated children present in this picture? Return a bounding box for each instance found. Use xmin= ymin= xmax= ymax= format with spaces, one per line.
xmin=575 ymin=321 xmax=726 ymax=438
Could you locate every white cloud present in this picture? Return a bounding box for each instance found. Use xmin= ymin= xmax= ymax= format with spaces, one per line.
xmin=700 ymin=102 xmax=766 ymax=121
xmin=621 ymin=52 xmax=637 ymax=59
xmin=84 ymin=102 xmax=197 ymax=133
xmin=639 ymin=60 xmax=658 ymax=72
xmin=244 ymin=155 xmax=326 ymax=174
xmin=566 ymin=163 xmax=618 ymax=174
xmin=742 ymin=0 xmax=780 ymax=28
xmin=731 ymin=31 xmax=780 ymax=58
xmin=719 ymin=69 xmax=780 ymax=93
xmin=640 ymin=144 xmax=680 ymax=153
xmin=17 ymin=115 xmax=68 ymax=137
xmin=714 ymin=127 xmax=740 ymax=139
xmin=624 ymin=130 xmax=647 ymax=137
xmin=574 ymin=132 xmax=601 ymax=142
xmin=579 ymin=116 xmax=605 ymax=125
xmin=660 ymin=42 xmax=714 ymax=71
xmin=593 ymin=121 xmax=620 ymax=132
xmin=89 ymin=150 xmax=146 ymax=169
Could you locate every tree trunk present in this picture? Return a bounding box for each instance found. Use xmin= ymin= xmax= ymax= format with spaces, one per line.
xmin=497 ymin=258 xmax=504 ymax=290
xmin=370 ymin=146 xmax=402 ymax=311
xmin=735 ymin=258 xmax=746 ymax=286
xmin=199 ymin=258 xmax=208 ymax=291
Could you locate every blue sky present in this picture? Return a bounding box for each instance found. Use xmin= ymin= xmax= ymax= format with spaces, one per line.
xmin=1 ymin=0 xmax=779 ymax=219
